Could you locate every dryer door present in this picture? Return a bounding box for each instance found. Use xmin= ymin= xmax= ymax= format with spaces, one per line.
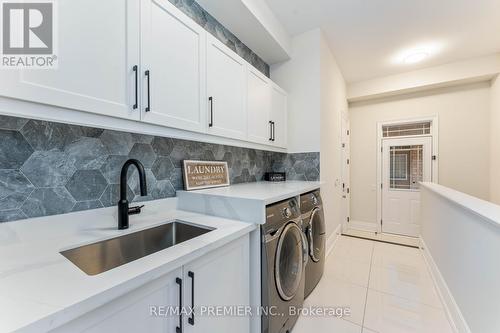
xmin=275 ymin=222 xmax=304 ymax=301
xmin=307 ymin=207 xmax=326 ymax=263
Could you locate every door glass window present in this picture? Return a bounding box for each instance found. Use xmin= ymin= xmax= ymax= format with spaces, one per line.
xmin=383 ymin=122 xmax=431 ymax=137
xmin=390 ymin=145 xmax=423 ymax=190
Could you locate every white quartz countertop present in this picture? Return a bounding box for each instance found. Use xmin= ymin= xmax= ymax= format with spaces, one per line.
xmin=178 ymin=181 xmax=323 ymax=205
xmin=0 ymin=198 xmax=256 ymax=333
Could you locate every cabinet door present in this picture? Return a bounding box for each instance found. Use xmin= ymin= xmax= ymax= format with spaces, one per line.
xmin=270 ymin=84 xmax=288 ymax=148
xmin=247 ymin=67 xmax=272 ymax=145
xmin=53 ymin=268 xmax=183 ymax=333
xmin=183 ymin=235 xmax=250 ymax=333
xmin=0 ymin=0 xmax=140 ymax=120
xmin=141 ymin=0 xmax=207 ymax=132
xmin=206 ymin=35 xmax=247 ymax=140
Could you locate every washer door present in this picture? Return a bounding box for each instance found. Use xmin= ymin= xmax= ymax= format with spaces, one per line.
xmin=275 ymin=222 xmax=304 ymax=301
xmin=307 ymin=207 xmax=326 ymax=263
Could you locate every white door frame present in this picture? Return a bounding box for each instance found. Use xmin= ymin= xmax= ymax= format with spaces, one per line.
xmin=340 ymin=110 xmax=350 ymax=233
xmin=376 ymin=116 xmax=439 ymax=234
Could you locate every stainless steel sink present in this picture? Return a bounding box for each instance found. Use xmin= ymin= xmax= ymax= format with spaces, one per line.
xmin=60 ymin=221 xmax=214 ymax=275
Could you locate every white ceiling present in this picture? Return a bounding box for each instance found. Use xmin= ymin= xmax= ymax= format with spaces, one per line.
xmin=265 ymin=0 xmax=500 ymax=83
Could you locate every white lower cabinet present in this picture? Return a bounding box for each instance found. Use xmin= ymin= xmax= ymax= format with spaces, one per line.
xmin=53 ymin=235 xmax=250 ymax=333
xmin=53 ymin=267 xmax=182 ymax=333
xmin=183 ymin=234 xmax=250 ymax=333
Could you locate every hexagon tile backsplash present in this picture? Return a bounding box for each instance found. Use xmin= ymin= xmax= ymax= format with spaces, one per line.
xmin=0 ymin=115 xmax=320 ymax=223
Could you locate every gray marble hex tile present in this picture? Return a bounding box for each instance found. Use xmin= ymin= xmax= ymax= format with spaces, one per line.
xmin=170 ymin=167 xmax=184 ymax=190
xmin=21 ymin=187 xmax=76 ymax=218
xmin=131 ymin=133 xmax=154 ymax=144
xmin=166 ymin=0 xmax=269 ymax=77
xmin=72 ymin=200 xmax=103 ymax=212
xmin=100 ymin=155 xmax=129 ymax=184
xmin=99 ymin=130 xmax=134 ymax=155
xmin=0 ymin=170 xmax=35 ymax=210
xmin=0 ymin=209 xmax=27 ymax=222
xmin=0 ymin=115 xmax=29 ymax=130
xmin=20 ymin=120 xmax=77 ymax=150
xmin=65 ymin=170 xmax=108 ymax=202
xmin=100 ymin=184 xmax=134 ymax=207
xmin=21 ymin=150 xmax=76 ymax=187
xmin=305 ymin=168 xmax=320 ymax=181
xmin=132 ymin=170 xmax=176 ymax=203
xmin=152 ymin=156 xmax=175 ymax=181
xmin=67 ymin=124 xmax=104 ymax=138
xmin=128 ymin=169 xmax=156 ymax=199
xmin=128 ymin=143 xmax=156 ymax=168
xmin=65 ymin=137 xmax=109 ymax=170
xmin=0 ymin=130 xmax=34 ymax=169
xmin=169 ymin=141 xmax=193 ymax=167
xmin=151 ymin=137 xmax=174 ymax=156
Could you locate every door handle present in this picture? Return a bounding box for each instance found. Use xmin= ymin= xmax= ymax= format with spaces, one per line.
xmin=188 ymin=271 xmax=195 ymax=325
xmin=209 ymin=97 xmax=214 ymax=127
xmin=176 ymin=277 xmax=183 ymax=333
xmin=269 ymin=121 xmax=273 ymax=141
xmin=132 ymin=65 xmax=138 ymax=109
xmin=145 ymin=70 xmax=151 ymax=112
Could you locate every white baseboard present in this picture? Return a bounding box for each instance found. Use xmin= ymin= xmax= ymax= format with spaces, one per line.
xmin=348 ymin=219 xmax=378 ymax=232
xmin=326 ymin=224 xmax=342 ymax=257
xmin=419 ymin=237 xmax=471 ymax=333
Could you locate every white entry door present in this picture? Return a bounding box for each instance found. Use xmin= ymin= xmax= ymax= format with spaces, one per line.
xmin=382 ymin=136 xmax=432 ymax=237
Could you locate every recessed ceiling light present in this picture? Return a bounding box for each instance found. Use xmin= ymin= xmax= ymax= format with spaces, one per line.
xmin=403 ymin=51 xmax=429 ymax=64
xmin=391 ymin=42 xmax=444 ymax=65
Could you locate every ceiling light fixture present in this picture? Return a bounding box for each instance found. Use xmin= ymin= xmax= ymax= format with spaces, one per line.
xmin=392 ymin=42 xmax=444 ymax=66
xmin=403 ymin=51 xmax=429 ymax=64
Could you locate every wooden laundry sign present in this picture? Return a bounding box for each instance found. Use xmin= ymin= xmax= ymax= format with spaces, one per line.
xmin=182 ymin=160 xmax=230 ymax=190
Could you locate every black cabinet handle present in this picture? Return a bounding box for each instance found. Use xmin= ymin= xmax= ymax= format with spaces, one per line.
xmin=188 ymin=271 xmax=195 ymax=325
xmin=145 ymin=70 xmax=151 ymax=112
xmin=208 ymin=97 xmax=214 ymax=127
xmin=176 ymin=277 xmax=183 ymax=333
xmin=269 ymin=121 xmax=273 ymax=141
xmin=272 ymin=121 xmax=276 ymax=141
xmin=133 ymin=65 xmax=138 ymax=109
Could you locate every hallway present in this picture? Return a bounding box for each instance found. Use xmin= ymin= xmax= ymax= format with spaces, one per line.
xmin=293 ymin=236 xmax=454 ymax=333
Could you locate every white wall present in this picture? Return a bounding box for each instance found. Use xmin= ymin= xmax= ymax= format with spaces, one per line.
xmin=271 ymin=30 xmax=321 ymax=153
xmin=349 ymin=83 xmax=491 ymax=227
xmin=491 ymin=75 xmax=500 ymax=204
xmin=319 ymin=33 xmax=347 ymax=237
xmin=348 ymin=53 xmax=500 ymax=102
xmin=420 ymin=183 xmax=500 ymax=333
xmin=271 ymin=29 xmax=347 ymax=238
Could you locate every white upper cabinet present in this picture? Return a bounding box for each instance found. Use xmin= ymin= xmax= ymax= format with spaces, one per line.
xmin=270 ymin=83 xmax=288 ymax=148
xmin=206 ymin=35 xmax=247 ymax=141
xmin=0 ymin=0 xmax=288 ymax=149
xmin=0 ymin=0 xmax=141 ymax=120
xmin=247 ymin=67 xmax=272 ymax=145
xmin=141 ymin=0 xmax=207 ymax=132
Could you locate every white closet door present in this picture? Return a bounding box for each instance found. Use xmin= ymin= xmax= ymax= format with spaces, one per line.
xmin=0 ymin=0 xmax=140 ymax=120
xmin=141 ymin=0 xmax=207 ymax=132
xmin=206 ymin=35 xmax=247 ymax=140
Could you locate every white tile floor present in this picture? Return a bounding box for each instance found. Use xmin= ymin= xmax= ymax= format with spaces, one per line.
xmin=293 ymin=236 xmax=455 ymax=333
